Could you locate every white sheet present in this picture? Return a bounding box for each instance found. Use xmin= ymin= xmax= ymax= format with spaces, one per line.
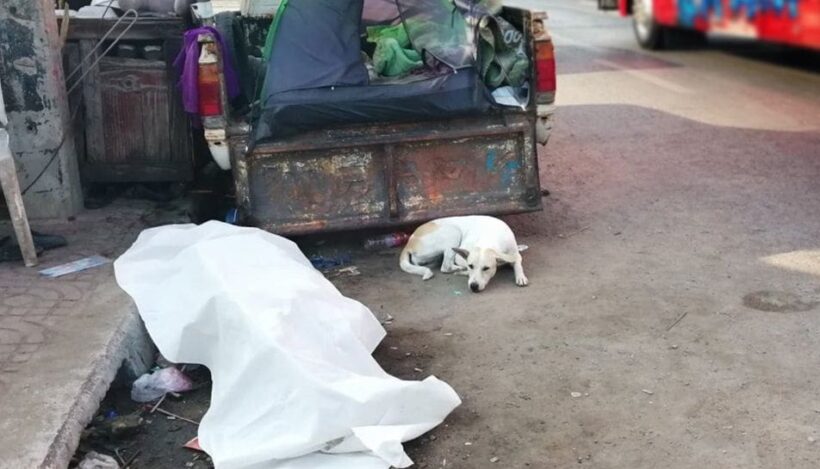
xmin=114 ymin=221 xmax=460 ymax=468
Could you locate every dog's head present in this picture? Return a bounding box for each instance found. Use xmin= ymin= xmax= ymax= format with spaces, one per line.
xmin=453 ymin=248 xmax=516 ymax=293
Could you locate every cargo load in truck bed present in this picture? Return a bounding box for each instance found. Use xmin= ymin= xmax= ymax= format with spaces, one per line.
xmin=253 ymin=0 xmax=501 ymax=142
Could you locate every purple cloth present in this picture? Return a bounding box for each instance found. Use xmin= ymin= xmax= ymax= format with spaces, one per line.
xmin=174 ymin=26 xmax=241 ymax=116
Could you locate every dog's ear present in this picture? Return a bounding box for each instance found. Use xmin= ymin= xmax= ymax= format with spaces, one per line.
xmin=492 ymin=249 xmax=518 ymax=264
xmin=452 ymin=248 xmax=470 ymax=261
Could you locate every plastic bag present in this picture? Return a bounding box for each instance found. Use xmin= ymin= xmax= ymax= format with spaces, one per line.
xmin=478 ymin=15 xmax=530 ymax=88
xmin=130 ymin=367 xmax=194 ymax=403
xmin=77 ymin=451 xmax=120 ymax=469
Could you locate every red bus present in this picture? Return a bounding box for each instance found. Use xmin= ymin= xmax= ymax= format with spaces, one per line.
xmin=600 ymin=0 xmax=820 ymax=50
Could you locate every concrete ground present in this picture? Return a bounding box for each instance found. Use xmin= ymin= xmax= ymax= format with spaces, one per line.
xmin=0 ymin=201 xmax=186 ymax=468
xmin=334 ymin=1 xmax=820 ymax=468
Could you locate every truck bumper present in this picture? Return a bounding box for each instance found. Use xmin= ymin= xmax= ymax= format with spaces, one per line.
xmin=536 ymin=104 xmax=555 ymax=145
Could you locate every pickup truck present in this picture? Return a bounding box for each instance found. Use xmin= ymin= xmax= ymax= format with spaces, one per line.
xmin=193 ymin=0 xmax=555 ymax=235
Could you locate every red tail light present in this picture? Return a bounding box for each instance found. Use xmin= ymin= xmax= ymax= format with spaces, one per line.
xmin=535 ymin=39 xmax=556 ymax=96
xmin=198 ymin=62 xmax=222 ymax=117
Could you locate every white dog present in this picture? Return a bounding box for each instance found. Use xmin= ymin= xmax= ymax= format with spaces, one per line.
xmin=399 ymin=216 xmax=528 ymax=292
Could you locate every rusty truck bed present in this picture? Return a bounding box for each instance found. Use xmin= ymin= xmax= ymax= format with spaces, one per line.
xmin=230 ymin=112 xmax=541 ymax=235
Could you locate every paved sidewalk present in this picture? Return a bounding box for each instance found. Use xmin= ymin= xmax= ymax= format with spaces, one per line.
xmin=0 ymin=202 xmax=167 ymax=468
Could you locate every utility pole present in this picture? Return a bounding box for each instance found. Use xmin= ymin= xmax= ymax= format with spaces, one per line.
xmin=0 ymin=0 xmax=83 ymax=219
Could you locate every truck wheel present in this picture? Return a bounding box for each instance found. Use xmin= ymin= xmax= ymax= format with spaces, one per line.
xmin=632 ymin=0 xmax=665 ymax=50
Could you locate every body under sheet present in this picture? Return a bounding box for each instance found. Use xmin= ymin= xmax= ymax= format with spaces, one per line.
xmin=114 ymin=221 xmax=461 ymax=468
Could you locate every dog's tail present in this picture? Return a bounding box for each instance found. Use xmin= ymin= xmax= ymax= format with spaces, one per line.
xmin=399 ymin=247 xmax=434 ymax=280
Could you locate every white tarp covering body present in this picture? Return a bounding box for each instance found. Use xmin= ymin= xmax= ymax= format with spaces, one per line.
xmin=114 ymin=221 xmax=460 ymax=469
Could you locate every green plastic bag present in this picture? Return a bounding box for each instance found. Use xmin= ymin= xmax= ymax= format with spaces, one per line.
xmin=367 ymin=24 xmax=423 ymax=77
xmin=478 ymin=15 xmax=529 ymax=88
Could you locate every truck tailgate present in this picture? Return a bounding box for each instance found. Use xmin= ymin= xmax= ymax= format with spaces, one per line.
xmin=234 ymin=113 xmax=541 ymax=235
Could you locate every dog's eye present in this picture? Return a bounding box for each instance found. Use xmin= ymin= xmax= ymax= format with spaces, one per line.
xmin=482 ymin=266 xmax=490 ymax=272
xmin=468 ymin=264 xmax=474 ymax=269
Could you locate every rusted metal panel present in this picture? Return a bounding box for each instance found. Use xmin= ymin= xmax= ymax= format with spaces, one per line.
xmin=242 ymin=114 xmax=541 ymax=235
xmin=395 ymin=132 xmax=539 ymax=218
xmin=248 ymin=148 xmax=389 ymax=233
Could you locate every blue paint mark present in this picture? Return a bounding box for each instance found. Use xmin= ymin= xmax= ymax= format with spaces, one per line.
xmin=680 ymin=0 xmax=799 ymax=26
xmin=501 ymin=161 xmax=521 ymax=186
xmin=505 ymin=161 xmax=521 ymax=171
xmin=485 ymin=149 xmax=497 ymax=172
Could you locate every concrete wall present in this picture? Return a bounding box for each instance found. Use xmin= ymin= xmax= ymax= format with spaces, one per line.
xmin=0 ymin=0 xmax=83 ymax=219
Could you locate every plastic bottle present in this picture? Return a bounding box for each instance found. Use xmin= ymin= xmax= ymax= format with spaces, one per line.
xmin=363 ymin=232 xmax=410 ymax=250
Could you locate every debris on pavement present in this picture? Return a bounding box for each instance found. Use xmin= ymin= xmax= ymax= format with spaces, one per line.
xmin=31 ymin=231 xmax=68 ymax=250
xmin=308 ymin=253 xmax=352 ymax=270
xmin=0 ymin=231 xmax=67 ymax=263
xmin=363 ymin=232 xmax=410 ymax=250
xmin=324 ymin=265 xmax=361 ymax=279
xmin=75 ymin=363 xmax=212 ymax=469
xmin=154 ymin=407 xmax=200 ymax=426
xmin=77 ymin=451 xmax=120 ymax=469
xmin=184 ymin=437 xmax=204 ymax=452
xmin=642 ymin=389 xmax=654 ymax=395
xmin=114 ymin=221 xmax=461 ymax=468
xmin=131 ymin=367 xmax=194 ymax=403
xmin=570 ymin=392 xmax=582 ymax=398
xmin=490 ymin=456 xmax=500 ymax=463
xmin=39 ymin=255 xmax=110 ymax=278
xmin=82 ymin=413 xmax=144 ymax=441
xmin=308 ymin=254 xmax=362 ymax=279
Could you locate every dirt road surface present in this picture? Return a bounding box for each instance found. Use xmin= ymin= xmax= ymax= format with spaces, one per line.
xmin=335 ymin=1 xmax=820 ymax=468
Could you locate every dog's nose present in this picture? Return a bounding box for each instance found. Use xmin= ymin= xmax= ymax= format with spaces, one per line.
xmin=469 ymin=283 xmax=480 ymax=292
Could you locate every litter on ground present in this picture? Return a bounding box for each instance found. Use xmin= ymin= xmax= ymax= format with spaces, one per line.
xmin=130 ymin=367 xmax=194 ymax=403
xmin=77 ymin=451 xmax=120 ymax=469
xmin=39 ymin=255 xmax=110 ymax=277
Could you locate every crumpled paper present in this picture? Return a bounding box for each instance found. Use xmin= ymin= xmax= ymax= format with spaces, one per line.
xmin=114 ymin=221 xmax=460 ymax=468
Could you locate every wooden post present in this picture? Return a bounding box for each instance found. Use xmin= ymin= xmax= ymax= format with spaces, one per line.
xmin=0 ymin=86 xmax=38 ymax=267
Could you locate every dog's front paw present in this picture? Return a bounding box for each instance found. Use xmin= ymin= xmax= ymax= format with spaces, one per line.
xmin=422 ymin=270 xmax=434 ymax=281
xmin=516 ymin=274 xmax=529 ymax=287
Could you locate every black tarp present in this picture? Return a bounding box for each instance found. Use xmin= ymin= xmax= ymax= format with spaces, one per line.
xmin=253 ymin=0 xmax=493 ymax=143
xmin=255 ymin=68 xmax=491 ymax=141
xmin=261 ymin=0 xmax=369 ymax=96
